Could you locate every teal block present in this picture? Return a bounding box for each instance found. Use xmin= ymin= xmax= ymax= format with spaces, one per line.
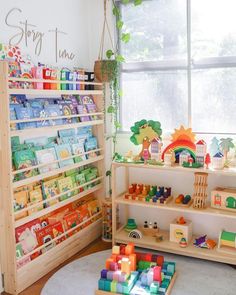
xmin=104 ymin=280 xmax=111 ymax=292
xmin=98 ymin=279 xmax=105 ymax=290
xmin=111 ymin=280 xmax=117 ymax=292
xmin=117 ymin=282 xmax=123 ymax=293
xmin=167 ymin=263 xmax=175 ymax=275
xmin=150 ymin=282 xmax=159 ymax=293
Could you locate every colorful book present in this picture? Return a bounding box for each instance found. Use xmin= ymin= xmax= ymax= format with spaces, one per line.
xmin=24 ymin=137 xmax=48 ymax=147
xmin=71 ymin=142 xmax=86 ymax=163
xmin=35 ymin=148 xmax=58 ymax=174
xmin=55 ymin=144 xmax=74 ymax=167
xmin=86 ymin=104 xmax=98 ymax=120
xmin=44 ymin=105 xmax=63 ymax=126
xmin=63 ymin=211 xmax=80 ymax=236
xmin=56 ymin=99 xmax=77 ymax=123
xmin=58 ymin=128 xmax=76 ymax=138
xmin=28 ymin=189 xmax=44 ymax=215
xmin=57 ymin=176 xmax=75 ymax=201
xmin=14 ymin=190 xmax=28 ymax=220
xmin=77 ymin=105 xmax=90 ymax=122
xmin=15 ymin=106 xmax=36 ymax=130
xmin=78 ymin=95 xmax=95 ymax=105
xmin=13 ymin=149 xmax=38 ymax=179
xmin=60 ymin=136 xmax=78 ymax=145
xmin=42 ymin=178 xmax=61 ymax=207
xmin=75 ymin=173 xmax=86 ymax=191
xmin=84 ymin=137 xmax=98 ymax=158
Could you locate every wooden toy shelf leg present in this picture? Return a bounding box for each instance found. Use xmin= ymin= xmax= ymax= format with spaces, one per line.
xmin=112 ymin=164 xmax=117 ymax=245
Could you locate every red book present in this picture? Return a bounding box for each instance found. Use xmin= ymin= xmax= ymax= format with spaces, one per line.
xmin=15 ymin=218 xmax=42 ymax=243
xmin=63 ymin=211 xmax=80 ymax=237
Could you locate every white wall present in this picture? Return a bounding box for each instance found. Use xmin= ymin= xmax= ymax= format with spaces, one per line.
xmin=0 ymin=0 xmax=91 ymax=69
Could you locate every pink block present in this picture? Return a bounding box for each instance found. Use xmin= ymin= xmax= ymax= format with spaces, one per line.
xmin=153 ymin=266 xmax=162 ymax=283
xmin=110 ymin=262 xmax=118 ymax=271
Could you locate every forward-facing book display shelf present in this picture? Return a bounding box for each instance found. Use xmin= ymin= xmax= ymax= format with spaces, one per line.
xmin=0 ymin=61 xmax=105 ymax=294
xmin=111 ymin=162 xmax=236 ymax=265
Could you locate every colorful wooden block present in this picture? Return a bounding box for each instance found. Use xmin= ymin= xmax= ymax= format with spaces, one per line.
xmin=112 ymin=245 xmax=120 ymax=255
xmin=170 ymin=218 xmax=193 ymax=243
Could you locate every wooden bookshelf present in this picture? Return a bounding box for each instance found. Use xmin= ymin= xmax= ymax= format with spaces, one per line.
xmin=111 ymin=162 xmax=236 ymax=266
xmin=0 ymin=61 xmax=105 ymax=294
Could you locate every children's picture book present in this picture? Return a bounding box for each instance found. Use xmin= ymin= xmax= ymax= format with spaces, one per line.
xmin=87 ymin=199 xmax=100 ymax=216
xmin=13 ymin=149 xmax=38 ymax=179
xmin=10 ymin=104 xmax=18 ymax=130
xmin=75 ymin=173 xmax=86 ymax=191
xmin=28 ymin=188 xmax=44 ymax=215
xmin=36 ymin=221 xmax=65 ymax=253
xmin=56 ymin=99 xmax=77 ymax=124
xmin=58 ymin=128 xmax=76 ymax=138
xmin=78 ymin=95 xmax=95 ymax=105
xmin=15 ymin=106 xmax=36 ymax=130
xmin=35 ymin=148 xmax=59 ymax=174
xmin=76 ymin=204 xmax=91 ymax=228
xmin=77 ymin=105 xmax=90 ymax=122
xmin=84 ymin=137 xmax=98 ymax=158
xmin=55 ymin=144 xmax=74 ymax=167
xmin=44 ymin=105 xmax=63 ymax=126
xmin=24 ymin=136 xmax=48 ymax=147
xmin=57 ymin=176 xmax=75 ymax=201
xmin=60 ymin=136 xmax=78 ymax=145
xmin=63 ymin=211 xmax=80 ymax=236
xmin=14 ymin=190 xmax=28 ymax=220
xmin=86 ymin=104 xmax=98 ymax=120
xmin=77 ymin=126 xmax=93 ymax=138
xmin=42 ymin=177 xmax=62 ymax=207
xmin=71 ymin=142 xmax=86 ymax=163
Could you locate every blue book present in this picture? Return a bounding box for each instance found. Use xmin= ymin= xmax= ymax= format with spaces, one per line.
xmin=55 ymin=144 xmax=74 ymax=167
xmin=59 ymin=128 xmax=76 ymax=137
xmin=15 ymin=106 xmax=36 ymax=130
xmin=85 ymin=137 xmax=98 ymax=158
xmin=44 ymin=105 xmax=63 ymax=126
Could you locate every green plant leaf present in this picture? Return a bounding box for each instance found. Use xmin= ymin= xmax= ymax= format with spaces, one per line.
xmin=121 ymin=33 xmax=131 ymax=43
xmin=106 ymin=170 xmax=112 ymax=177
xmin=116 ymin=54 xmax=125 ymax=63
xmin=122 ymin=0 xmax=130 ymax=4
xmin=134 ymin=0 xmax=142 ymax=6
xmin=114 ymin=121 xmax=122 ymax=129
xmin=107 ymin=105 xmax=116 ymax=113
xmin=117 ymin=19 xmax=124 ymax=30
xmin=118 ymin=89 xmax=123 ymax=97
xmin=106 ymin=49 xmax=114 ymax=59
xmin=112 ymin=6 xmax=120 ymax=17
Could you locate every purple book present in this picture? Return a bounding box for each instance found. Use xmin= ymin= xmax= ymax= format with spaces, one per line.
xmin=86 ymin=104 xmax=98 ymax=120
xmin=77 ymin=105 xmax=90 ymax=122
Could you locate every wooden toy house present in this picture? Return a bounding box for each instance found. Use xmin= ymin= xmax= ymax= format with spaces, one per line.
xmin=195 ymin=140 xmax=207 ymax=166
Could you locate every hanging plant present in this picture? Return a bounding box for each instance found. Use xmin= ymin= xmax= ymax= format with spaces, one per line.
xmin=94 ymin=0 xmax=142 ymax=196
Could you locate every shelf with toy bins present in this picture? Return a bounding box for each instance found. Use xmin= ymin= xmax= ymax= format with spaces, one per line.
xmin=0 ymin=60 xmax=105 ymax=294
xmin=112 ymin=120 xmax=236 ymax=266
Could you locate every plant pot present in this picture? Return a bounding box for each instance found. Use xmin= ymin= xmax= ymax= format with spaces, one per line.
xmin=94 ymin=60 xmax=118 ymax=82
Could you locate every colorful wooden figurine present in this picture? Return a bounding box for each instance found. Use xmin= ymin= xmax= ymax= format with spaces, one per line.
xmin=195 ymin=139 xmax=207 ymax=166
xmin=162 ymin=125 xmax=196 ymax=163
xmin=219 ymin=138 xmax=234 ymax=161
xmin=205 ymin=153 xmax=211 ymax=169
xmin=194 ymin=235 xmax=216 ymax=249
xmin=179 ymin=237 xmax=187 ymax=248
xmin=125 ymin=219 xmax=137 ymax=232
xmin=130 ymin=119 xmax=162 ymax=161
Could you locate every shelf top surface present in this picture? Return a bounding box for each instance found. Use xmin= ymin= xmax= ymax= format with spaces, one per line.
xmin=112 ymin=161 xmax=236 ymax=176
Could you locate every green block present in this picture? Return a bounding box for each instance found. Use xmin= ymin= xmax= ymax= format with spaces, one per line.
xmin=111 ymin=280 xmax=117 ymax=292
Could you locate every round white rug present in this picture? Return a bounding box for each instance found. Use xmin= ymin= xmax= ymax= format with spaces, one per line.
xmin=41 ymin=249 xmax=236 ymax=295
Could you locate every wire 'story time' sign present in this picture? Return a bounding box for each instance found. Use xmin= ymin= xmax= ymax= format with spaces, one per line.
xmin=5 ymin=7 xmax=76 ymax=63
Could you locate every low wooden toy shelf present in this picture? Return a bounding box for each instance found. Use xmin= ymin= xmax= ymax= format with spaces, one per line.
xmin=0 ymin=61 xmax=105 ymax=294
xmin=111 ymin=162 xmax=236 ymax=266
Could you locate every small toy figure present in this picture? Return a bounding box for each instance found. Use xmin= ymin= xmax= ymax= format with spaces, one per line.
xmin=188 ymin=157 xmax=193 ymax=167
xmin=179 ymin=237 xmax=187 ymax=248
xmin=194 ymin=235 xmax=216 ymax=249
xmin=205 ymin=153 xmax=211 ymax=169
xmin=176 ymin=216 xmax=186 ymax=224
xmin=125 ymin=219 xmax=137 ymax=232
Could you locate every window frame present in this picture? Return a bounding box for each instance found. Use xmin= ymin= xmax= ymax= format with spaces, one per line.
xmin=118 ymin=0 xmax=236 ymax=135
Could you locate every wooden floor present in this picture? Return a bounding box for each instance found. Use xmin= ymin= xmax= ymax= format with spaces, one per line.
xmin=3 ymin=238 xmax=111 ymax=295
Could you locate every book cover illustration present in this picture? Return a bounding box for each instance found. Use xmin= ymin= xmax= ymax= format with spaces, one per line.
xmin=63 ymin=211 xmax=80 ymax=236
xmin=78 ymin=95 xmax=95 ymax=105
xmin=71 ymin=142 xmax=86 ymax=163
xmin=35 ymin=147 xmax=59 ymax=174
xmin=84 ymin=137 xmax=98 ymax=158
xmin=13 ymin=149 xmax=38 ymax=180
xmin=10 ymin=104 xmax=17 ymax=130
xmin=55 ymin=144 xmax=74 ymax=167
xmin=42 ymin=178 xmax=61 ymax=207
xmin=14 ymin=190 xmax=28 ymax=220
xmin=57 ymin=99 xmax=77 ymax=124
xmin=44 ymin=105 xmax=63 ymax=126
xmin=77 ymin=105 xmax=90 ymax=122
xmin=57 ymin=176 xmax=75 ymax=201
xmin=75 ymin=173 xmax=86 ymax=191
xmin=86 ymin=104 xmax=98 ymax=120
xmin=28 ymin=188 xmax=44 ymax=215
xmin=15 ymin=106 xmax=36 ymax=130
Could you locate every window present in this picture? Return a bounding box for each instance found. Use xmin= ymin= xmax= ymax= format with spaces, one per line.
xmin=120 ymin=0 xmax=236 ymax=134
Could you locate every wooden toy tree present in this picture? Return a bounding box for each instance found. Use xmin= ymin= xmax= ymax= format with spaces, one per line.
xmin=130 ymin=119 xmax=162 ymax=159
xmin=193 ymin=172 xmax=208 ymax=209
xmin=219 ymin=138 xmax=234 ymax=160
